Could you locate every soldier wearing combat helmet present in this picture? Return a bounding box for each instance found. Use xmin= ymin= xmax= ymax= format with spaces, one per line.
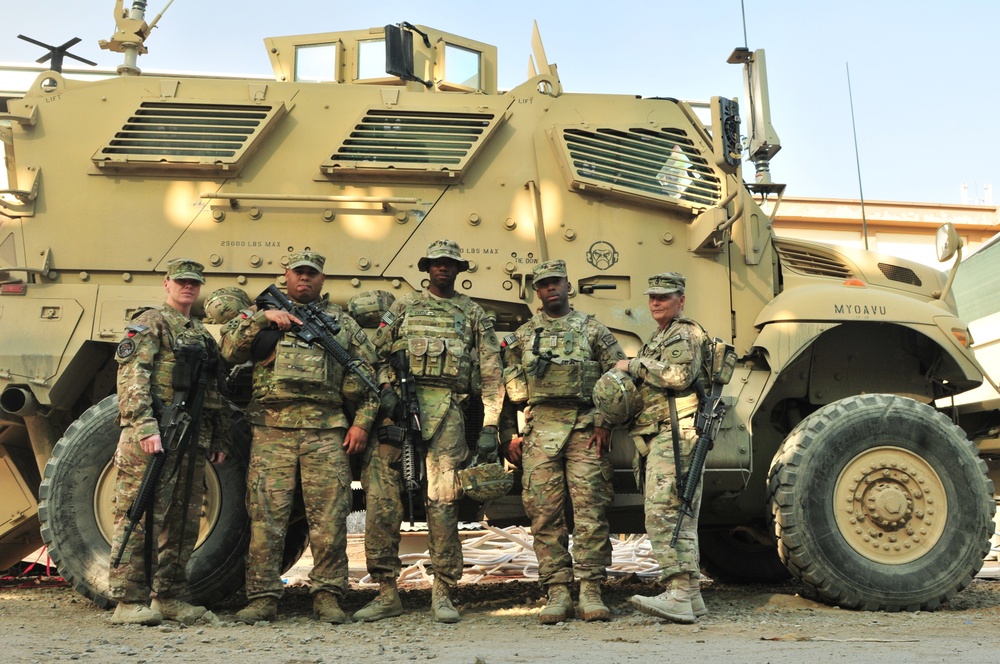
xmin=356 ymin=239 xmax=503 ymax=624
xmin=220 ymin=249 xmax=380 ymax=624
xmin=616 ymin=272 xmax=711 ymax=624
xmin=501 ymin=259 xmax=626 ymax=624
xmin=109 ymin=258 xmax=230 ymax=626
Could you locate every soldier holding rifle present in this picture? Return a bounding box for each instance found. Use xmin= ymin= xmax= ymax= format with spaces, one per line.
xmin=220 ymin=250 xmax=380 ymax=624
xmin=109 ymin=259 xmax=230 ymax=626
xmin=615 ymin=272 xmax=710 ymax=624
xmin=355 ymin=239 xmax=503 ymax=624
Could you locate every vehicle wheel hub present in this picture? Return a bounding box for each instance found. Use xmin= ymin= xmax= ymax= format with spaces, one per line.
xmin=834 ymin=446 xmax=946 ymax=564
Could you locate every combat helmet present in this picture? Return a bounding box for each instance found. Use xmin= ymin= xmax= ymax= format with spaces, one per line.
xmin=204 ymin=287 xmax=252 ymax=324
xmin=348 ymin=290 xmax=396 ymax=328
xmin=593 ymin=367 xmax=643 ymax=426
xmin=459 ymin=462 xmax=513 ymax=503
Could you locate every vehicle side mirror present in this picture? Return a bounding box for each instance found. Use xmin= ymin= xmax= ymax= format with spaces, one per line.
xmin=384 ymin=24 xmax=414 ymax=80
xmin=935 ymin=223 xmax=962 ymax=262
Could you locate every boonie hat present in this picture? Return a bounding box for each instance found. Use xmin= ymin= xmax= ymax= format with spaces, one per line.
xmin=288 ymin=250 xmax=326 ymax=272
xmin=644 ymin=272 xmax=686 ymax=295
xmin=531 ymin=259 xmax=567 ymax=287
xmin=417 ymin=239 xmax=470 ymax=272
xmin=165 ymin=258 xmax=206 ymax=284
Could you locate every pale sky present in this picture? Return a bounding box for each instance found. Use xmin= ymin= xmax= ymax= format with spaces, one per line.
xmin=3 ymin=0 xmax=997 ymax=206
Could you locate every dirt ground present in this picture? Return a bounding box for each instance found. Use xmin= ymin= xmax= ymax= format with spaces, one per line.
xmin=3 ymin=542 xmax=1000 ymax=664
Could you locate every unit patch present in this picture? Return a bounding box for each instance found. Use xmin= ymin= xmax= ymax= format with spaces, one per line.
xmin=116 ymin=338 xmax=137 ymax=359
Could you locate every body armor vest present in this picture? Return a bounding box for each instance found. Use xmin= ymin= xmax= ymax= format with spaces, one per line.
xmin=523 ymin=311 xmax=600 ymax=406
xmin=393 ymin=296 xmax=473 ymax=391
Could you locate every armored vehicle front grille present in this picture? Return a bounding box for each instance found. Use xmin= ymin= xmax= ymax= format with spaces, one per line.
xmin=551 ymin=125 xmax=722 ymax=212
xmin=321 ymin=108 xmax=509 ymax=182
xmin=774 ymin=240 xmax=855 ymax=279
xmin=93 ymin=100 xmax=287 ymax=173
xmin=878 ymin=262 xmax=922 ymax=287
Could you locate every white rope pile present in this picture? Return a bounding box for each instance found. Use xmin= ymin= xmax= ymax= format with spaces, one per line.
xmin=356 ymin=524 xmax=661 ymax=586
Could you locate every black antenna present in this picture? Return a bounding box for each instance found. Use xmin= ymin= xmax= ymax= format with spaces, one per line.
xmin=17 ymin=35 xmax=97 ymax=73
xmin=846 ymin=63 xmax=869 ymax=249
xmin=740 ymin=0 xmax=749 ymax=49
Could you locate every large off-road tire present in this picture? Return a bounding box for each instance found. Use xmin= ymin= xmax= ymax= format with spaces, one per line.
xmin=699 ymin=525 xmax=791 ymax=584
xmin=768 ymin=393 xmax=994 ymax=611
xmin=38 ymin=396 xmax=252 ymax=608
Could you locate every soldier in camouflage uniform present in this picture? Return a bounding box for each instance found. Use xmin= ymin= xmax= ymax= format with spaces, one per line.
xmin=109 ymin=258 xmax=230 ymax=626
xmin=502 ymin=260 xmax=626 ymax=624
xmin=354 ymin=239 xmax=503 ymax=624
xmin=617 ymin=272 xmax=709 ymax=624
xmin=220 ymin=250 xmax=380 ymax=624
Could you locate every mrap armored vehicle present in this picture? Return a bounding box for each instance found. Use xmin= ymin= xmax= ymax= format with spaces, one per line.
xmin=0 ymin=1 xmax=993 ymax=612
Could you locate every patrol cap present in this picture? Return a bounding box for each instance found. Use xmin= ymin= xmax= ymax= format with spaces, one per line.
xmin=417 ymin=239 xmax=470 ymax=272
xmin=288 ymin=250 xmax=326 ymax=272
xmin=644 ymin=271 xmax=686 ymax=295
xmin=165 ymin=258 xmax=205 ymax=284
xmin=531 ymin=259 xmax=567 ymax=287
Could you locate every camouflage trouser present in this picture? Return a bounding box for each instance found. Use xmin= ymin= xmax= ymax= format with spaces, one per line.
xmin=245 ymin=425 xmax=352 ymax=599
xmin=521 ymin=408 xmax=613 ymax=585
xmin=642 ymin=417 xmax=702 ymax=580
xmin=361 ymin=400 xmax=469 ymax=586
xmin=108 ymin=423 xmax=212 ymax=603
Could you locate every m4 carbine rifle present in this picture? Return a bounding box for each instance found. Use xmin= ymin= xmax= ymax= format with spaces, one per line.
xmin=383 ymin=345 xmax=423 ymax=527
xmin=255 ymin=284 xmax=380 ymax=395
xmin=112 ymin=344 xmax=208 ymax=568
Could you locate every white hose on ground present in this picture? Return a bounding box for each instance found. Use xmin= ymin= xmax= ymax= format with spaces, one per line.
xmin=356 ymin=523 xmax=661 ymax=586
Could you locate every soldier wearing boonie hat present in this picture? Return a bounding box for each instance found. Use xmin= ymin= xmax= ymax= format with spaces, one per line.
xmin=643 ymin=272 xmax=685 ymax=295
xmin=165 ymin=258 xmax=206 ymax=283
xmin=616 ymin=269 xmax=711 ymax=624
xmin=358 ymin=237 xmax=502 ymax=625
xmin=503 ymin=255 xmax=626 ymax=624
xmin=417 ymin=239 xmax=470 ymax=272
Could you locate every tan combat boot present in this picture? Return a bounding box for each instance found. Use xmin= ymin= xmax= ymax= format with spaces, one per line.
xmin=630 ymin=573 xmax=696 ymax=624
xmin=234 ymin=597 xmax=278 ymax=624
xmin=578 ymin=580 xmax=611 ymax=622
xmin=688 ymin=575 xmax=708 ymax=618
xmin=313 ymin=590 xmax=347 ymax=624
xmin=431 ymin=577 xmax=460 ymax=624
xmin=150 ymin=597 xmax=207 ymax=625
xmin=538 ymin=583 xmax=574 ymax=625
xmin=353 ymin=580 xmax=404 ymax=622
xmin=110 ymin=602 xmax=162 ymax=626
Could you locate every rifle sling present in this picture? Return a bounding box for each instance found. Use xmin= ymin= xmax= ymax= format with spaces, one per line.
xmin=667 ymin=389 xmax=685 ymax=488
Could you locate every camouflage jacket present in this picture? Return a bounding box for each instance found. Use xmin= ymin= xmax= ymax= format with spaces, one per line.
xmin=627 ymin=315 xmax=706 ymax=435
xmin=220 ymin=294 xmax=379 ymax=431
xmin=115 ymin=303 xmax=229 ymax=453
xmin=504 ymin=310 xmax=625 ymax=428
xmin=374 ymin=290 xmax=503 ymax=432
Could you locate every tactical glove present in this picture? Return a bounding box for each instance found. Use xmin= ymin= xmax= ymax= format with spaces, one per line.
xmin=378 ymin=386 xmax=400 ymax=419
xmin=475 ymin=425 xmax=500 ymax=465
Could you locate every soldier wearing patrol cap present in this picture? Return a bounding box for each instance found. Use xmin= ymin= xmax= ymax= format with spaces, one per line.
xmin=356 ymin=238 xmax=503 ymax=624
xmin=615 ymin=272 xmax=711 ymax=624
xmin=501 ymin=259 xmax=626 ymax=624
xmin=109 ymin=258 xmax=230 ymax=626
xmin=220 ymin=249 xmax=380 ymax=624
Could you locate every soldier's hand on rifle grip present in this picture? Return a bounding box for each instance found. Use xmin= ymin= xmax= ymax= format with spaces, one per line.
xmin=476 ymin=425 xmax=500 ymax=464
xmin=378 ymin=386 xmax=400 ymax=419
xmin=140 ymin=433 xmax=163 ymax=454
xmin=262 ymin=309 xmax=303 ymax=331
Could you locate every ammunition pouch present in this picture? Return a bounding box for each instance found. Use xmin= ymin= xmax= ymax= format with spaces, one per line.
xmin=526 ymin=360 xmax=600 ymax=405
